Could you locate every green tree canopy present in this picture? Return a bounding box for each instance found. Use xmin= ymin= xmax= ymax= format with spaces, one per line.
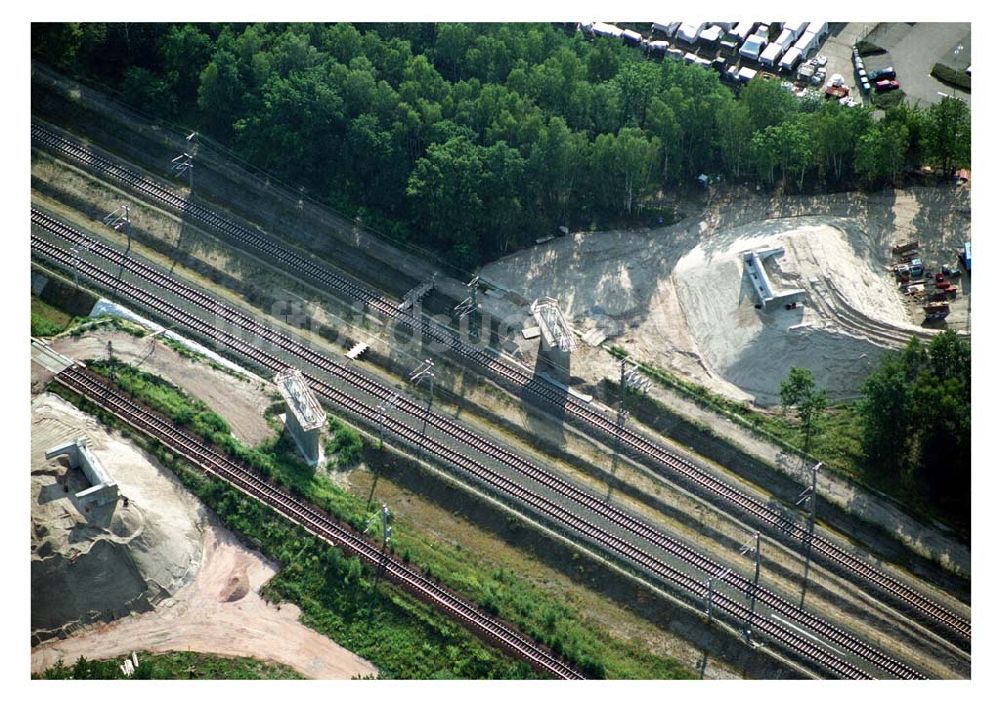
xmin=859 ymin=332 xmax=970 ymax=523
xmin=780 ymin=367 xmax=828 ymax=453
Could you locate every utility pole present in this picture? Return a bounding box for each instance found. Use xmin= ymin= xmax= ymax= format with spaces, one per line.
xmin=618 ymin=358 xmax=652 ymax=418
xmin=795 ymin=462 xmax=822 ymax=607
xmin=104 ymin=204 xmax=132 ymax=288
xmin=739 ymin=531 xmax=762 ymax=645
xmin=612 ymin=357 xmax=650 ymax=467
xmin=364 ymin=503 xmax=392 ymax=623
xmin=171 ymin=131 xmax=196 ymax=191
xmin=104 ymin=203 xmax=132 ymax=253
xmin=105 ymin=340 xmax=116 ymax=394
xmin=377 ymin=393 xmax=400 ymax=451
xmin=953 ymin=43 xmax=964 ymax=100
xmin=704 ymin=578 xmax=715 ymax=622
xmin=377 ymin=503 xmax=392 ymax=583
xmin=71 ymin=244 xmax=80 ymax=289
xmin=453 ymin=275 xmax=481 ymax=340
xmin=802 ymin=462 xmax=821 ymax=549
xmin=367 ymin=393 xmax=399 ymax=510
xmin=409 ymin=359 xmax=435 ymax=412
xmin=69 ymin=239 xmax=94 ymax=290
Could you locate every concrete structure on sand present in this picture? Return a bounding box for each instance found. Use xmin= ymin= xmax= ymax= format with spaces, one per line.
xmin=274 ymin=367 xmax=326 ymax=466
xmin=742 ymin=246 xmax=805 ymax=310
xmin=45 ymin=437 xmax=119 ymax=507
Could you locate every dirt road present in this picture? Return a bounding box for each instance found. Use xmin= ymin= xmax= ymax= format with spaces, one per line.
xmin=52 ymin=330 xmax=275 ymax=446
xmin=32 ymin=522 xmax=378 ymax=679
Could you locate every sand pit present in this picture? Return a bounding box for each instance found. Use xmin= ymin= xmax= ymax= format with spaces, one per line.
xmin=32 ymin=524 xmax=379 ymax=680
xmin=32 ymin=393 xmax=205 ymax=642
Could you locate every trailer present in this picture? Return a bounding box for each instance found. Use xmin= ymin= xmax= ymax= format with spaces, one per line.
xmin=923 ymin=301 xmax=951 ymax=320
xmin=824 ymin=84 xmax=848 ymax=99
xmin=961 ymin=241 xmax=971 ymax=272
xmin=774 ymin=28 xmax=796 ymax=51
xmin=651 ymin=21 xmax=682 ymax=38
xmin=759 ymin=42 xmax=784 ymax=67
xmin=677 ymin=22 xmax=708 ymax=44
xmin=806 ymin=21 xmax=829 ymax=40
xmin=725 ymin=22 xmax=754 ymax=43
xmin=788 ymin=21 xmax=810 ymax=41
xmin=699 ymin=25 xmax=724 ymax=45
xmin=590 ymin=22 xmax=624 ymax=39
xmin=622 ymin=29 xmax=643 ymax=45
xmin=779 ymin=46 xmax=803 ymax=72
xmin=648 ymin=40 xmax=670 ymax=55
xmin=892 ymin=240 xmax=920 ymax=258
xmin=740 ymin=35 xmax=767 ymax=61
xmin=794 ymin=30 xmax=818 ymax=56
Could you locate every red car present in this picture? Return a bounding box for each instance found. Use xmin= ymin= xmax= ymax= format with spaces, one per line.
xmin=875 ymin=79 xmax=900 ymax=93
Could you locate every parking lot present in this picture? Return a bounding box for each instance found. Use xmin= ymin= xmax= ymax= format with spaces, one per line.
xmin=861 ymin=22 xmax=971 ymax=108
xmin=597 ymin=22 xmax=970 ymax=112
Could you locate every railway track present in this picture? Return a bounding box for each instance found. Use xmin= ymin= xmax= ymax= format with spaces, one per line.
xmin=54 ymin=363 xmax=868 ymax=680
xmin=32 ymin=219 xmax=922 ymax=679
xmin=51 ymin=366 xmax=583 ymax=680
xmin=31 ymin=122 xmax=970 ymax=644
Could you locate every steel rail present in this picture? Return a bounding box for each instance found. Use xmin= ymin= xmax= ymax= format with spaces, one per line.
xmin=31 ymin=123 xmax=970 ymax=642
xmin=52 ymin=366 xmax=584 ymax=680
xmin=55 ymin=365 xmax=868 ymax=680
xmin=34 ymin=232 xmax=889 ymax=678
xmin=32 ymin=212 xmax=923 ymax=679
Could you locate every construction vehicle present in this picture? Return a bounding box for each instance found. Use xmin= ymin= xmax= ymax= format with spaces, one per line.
xmin=892 ymin=240 xmax=919 ymax=258
xmin=923 ymin=301 xmax=950 ymax=321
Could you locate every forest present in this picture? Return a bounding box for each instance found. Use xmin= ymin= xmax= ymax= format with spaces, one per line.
xmin=858 ymin=331 xmax=971 ymax=525
xmin=32 ymin=22 xmax=971 ymax=270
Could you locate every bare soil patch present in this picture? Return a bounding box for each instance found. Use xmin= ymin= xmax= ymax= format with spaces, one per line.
xmin=30 ymin=392 xmax=377 ymax=679
xmin=481 ymin=185 xmax=970 ymax=407
xmin=51 ymin=330 xmax=275 ymax=446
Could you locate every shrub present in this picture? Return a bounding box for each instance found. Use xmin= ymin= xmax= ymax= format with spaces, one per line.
xmin=855 ymin=40 xmax=885 ymax=56
xmin=325 ymin=417 xmax=364 ymax=470
xmin=31 ymin=313 xmax=65 ymax=337
xmin=931 ymin=63 xmax=971 ymax=91
xmin=871 ymin=89 xmax=905 ymax=110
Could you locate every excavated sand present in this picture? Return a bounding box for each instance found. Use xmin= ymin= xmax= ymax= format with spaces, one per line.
xmin=30 ymin=392 xmax=377 ymax=679
xmin=31 ymin=393 xmax=205 ymax=641
xmin=672 ymin=218 xmax=920 ymax=404
xmin=481 ymin=187 xmax=969 ymax=406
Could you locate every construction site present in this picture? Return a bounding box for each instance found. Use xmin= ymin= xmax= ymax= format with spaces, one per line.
xmin=481 ymin=188 xmax=971 ymax=406
xmin=27 ymin=32 xmax=973 ymax=685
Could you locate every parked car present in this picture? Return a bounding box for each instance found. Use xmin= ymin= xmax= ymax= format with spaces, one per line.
xmin=874 ymin=78 xmax=900 ymax=92
xmin=869 ymin=66 xmax=896 ymax=80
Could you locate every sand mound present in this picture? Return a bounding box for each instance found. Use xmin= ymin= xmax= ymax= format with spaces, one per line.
xmin=31 ymin=393 xmax=205 ymax=644
xmin=673 ymin=219 xmax=912 ymax=404
xmin=219 ymin=567 xmax=250 ymax=602
xmin=481 ymin=209 xmax=942 ymax=405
